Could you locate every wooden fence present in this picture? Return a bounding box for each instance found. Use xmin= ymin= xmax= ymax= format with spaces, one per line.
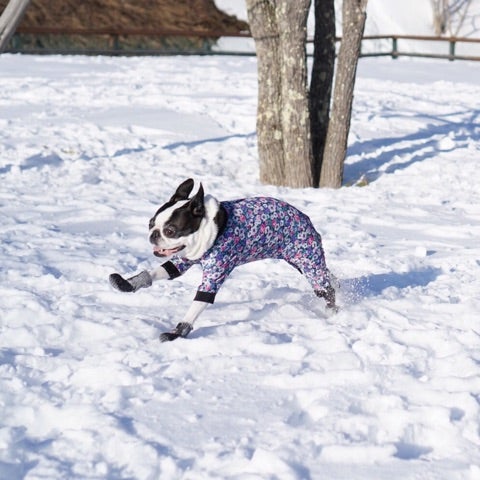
xmin=6 ymin=27 xmax=480 ymax=61
xmin=358 ymin=34 xmax=480 ymax=61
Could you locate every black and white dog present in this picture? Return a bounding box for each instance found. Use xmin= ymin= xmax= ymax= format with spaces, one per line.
xmin=110 ymin=179 xmax=337 ymax=341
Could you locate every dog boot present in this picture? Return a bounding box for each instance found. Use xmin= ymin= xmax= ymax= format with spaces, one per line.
xmin=315 ymin=285 xmax=338 ymax=312
xmin=160 ymin=322 xmax=193 ymax=342
xmin=109 ymin=270 xmax=152 ymax=293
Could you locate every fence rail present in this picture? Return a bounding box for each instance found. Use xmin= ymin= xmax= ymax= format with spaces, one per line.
xmin=358 ymin=34 xmax=480 ymax=61
xmin=6 ymin=27 xmax=480 ymax=61
xmin=14 ymin=26 xmax=252 ymax=38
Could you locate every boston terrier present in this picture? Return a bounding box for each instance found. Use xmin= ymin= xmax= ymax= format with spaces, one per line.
xmin=109 ymin=179 xmax=337 ymax=342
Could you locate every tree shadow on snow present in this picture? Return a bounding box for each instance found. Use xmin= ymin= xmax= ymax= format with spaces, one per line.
xmin=344 ymin=108 xmax=480 ymax=184
xmin=341 ymin=266 xmax=442 ymax=304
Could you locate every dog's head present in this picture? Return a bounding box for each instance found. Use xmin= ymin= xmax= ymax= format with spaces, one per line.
xmin=149 ymin=179 xmax=221 ymax=260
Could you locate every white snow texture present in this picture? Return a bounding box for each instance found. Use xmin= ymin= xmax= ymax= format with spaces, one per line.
xmin=1 ymin=51 xmax=480 ymax=480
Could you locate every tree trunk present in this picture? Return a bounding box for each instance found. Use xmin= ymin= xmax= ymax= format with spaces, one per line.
xmin=277 ymin=0 xmax=313 ymax=188
xmin=246 ymin=0 xmax=284 ymax=185
xmin=247 ymin=0 xmax=313 ymax=188
xmin=0 ymin=0 xmax=31 ymax=52
xmin=309 ymin=0 xmax=336 ymax=187
xmin=320 ymin=0 xmax=367 ymax=188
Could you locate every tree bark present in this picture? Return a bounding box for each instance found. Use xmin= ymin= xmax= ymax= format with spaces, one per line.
xmin=309 ymin=0 xmax=336 ymax=187
xmin=0 ymin=0 xmax=31 ymax=52
xmin=320 ymin=0 xmax=367 ymax=188
xmin=277 ymin=0 xmax=313 ymax=188
xmin=247 ymin=0 xmax=313 ymax=188
xmin=246 ymin=0 xmax=284 ymax=185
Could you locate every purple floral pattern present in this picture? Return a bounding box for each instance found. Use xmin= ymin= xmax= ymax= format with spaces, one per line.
xmin=168 ymin=197 xmax=331 ymax=299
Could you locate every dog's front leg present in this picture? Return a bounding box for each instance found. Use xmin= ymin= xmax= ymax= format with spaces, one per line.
xmin=109 ymin=270 xmax=153 ymax=292
xmin=109 ymin=264 xmax=172 ymax=293
xmin=159 ymin=300 xmax=209 ymax=342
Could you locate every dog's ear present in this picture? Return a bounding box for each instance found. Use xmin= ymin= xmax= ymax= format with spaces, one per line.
xmin=171 ymin=178 xmax=194 ymax=202
xmin=189 ymin=183 xmax=205 ymax=217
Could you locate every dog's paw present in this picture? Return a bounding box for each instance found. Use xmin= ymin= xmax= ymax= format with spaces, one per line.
xmin=109 ymin=273 xmax=134 ymax=292
xmin=326 ymin=304 xmax=340 ymax=316
xmin=159 ymin=331 xmax=180 ymax=342
xmin=159 ymin=322 xmax=193 ymax=342
xmin=315 ymin=286 xmax=337 ymax=310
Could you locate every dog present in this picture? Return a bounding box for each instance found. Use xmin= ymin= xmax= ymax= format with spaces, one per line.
xmin=109 ymin=179 xmax=337 ymax=342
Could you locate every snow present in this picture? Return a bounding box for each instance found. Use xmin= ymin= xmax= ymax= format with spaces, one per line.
xmin=217 ymin=0 xmax=480 ymax=38
xmin=216 ymin=0 xmax=480 ymax=56
xmin=1 ymin=52 xmax=480 ymax=479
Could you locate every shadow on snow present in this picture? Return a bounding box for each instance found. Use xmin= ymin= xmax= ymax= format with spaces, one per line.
xmin=344 ymin=108 xmax=480 ymax=184
xmin=341 ymin=266 xmax=442 ymax=303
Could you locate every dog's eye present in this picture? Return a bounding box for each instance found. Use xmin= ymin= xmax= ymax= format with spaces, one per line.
xmin=148 ymin=218 xmax=155 ymax=230
xmin=163 ymin=226 xmax=176 ymax=238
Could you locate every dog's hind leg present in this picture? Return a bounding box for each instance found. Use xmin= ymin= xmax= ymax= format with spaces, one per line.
xmin=315 ymin=285 xmax=338 ymax=313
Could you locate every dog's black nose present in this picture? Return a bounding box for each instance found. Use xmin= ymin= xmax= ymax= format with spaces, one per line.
xmin=150 ymin=229 xmax=160 ymax=244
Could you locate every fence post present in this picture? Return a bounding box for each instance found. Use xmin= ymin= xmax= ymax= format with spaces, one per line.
xmin=113 ymin=33 xmax=120 ymax=51
xmin=392 ymin=36 xmax=398 ymax=59
xmin=449 ymin=39 xmax=456 ymax=61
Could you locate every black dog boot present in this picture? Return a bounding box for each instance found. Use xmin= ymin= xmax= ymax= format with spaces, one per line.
xmin=160 ymin=322 xmax=193 ymax=342
xmin=109 ymin=270 xmax=152 ymax=292
xmin=315 ymin=286 xmax=338 ymax=312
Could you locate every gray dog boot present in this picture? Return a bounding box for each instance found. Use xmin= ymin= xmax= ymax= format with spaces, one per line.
xmin=109 ymin=270 xmax=152 ymax=293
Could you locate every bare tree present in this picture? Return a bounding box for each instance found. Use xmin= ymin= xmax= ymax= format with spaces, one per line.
xmin=248 ymin=0 xmax=366 ymax=189
xmin=431 ymin=0 xmax=473 ymax=36
xmin=320 ymin=0 xmax=367 ymax=188
xmin=309 ymin=0 xmax=336 ymax=186
xmin=0 ymin=0 xmax=31 ymax=52
xmin=246 ymin=0 xmax=313 ymax=188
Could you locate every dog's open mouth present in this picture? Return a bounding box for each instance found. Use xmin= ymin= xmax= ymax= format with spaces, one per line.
xmin=153 ymin=245 xmax=185 ymax=257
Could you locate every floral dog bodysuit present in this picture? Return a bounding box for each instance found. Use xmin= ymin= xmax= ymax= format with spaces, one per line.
xmin=161 ymin=197 xmax=333 ymax=304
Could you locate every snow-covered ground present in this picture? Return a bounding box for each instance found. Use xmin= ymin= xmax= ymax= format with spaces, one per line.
xmin=1 ymin=53 xmax=480 ymax=479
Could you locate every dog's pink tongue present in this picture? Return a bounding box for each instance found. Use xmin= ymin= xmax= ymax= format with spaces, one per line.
xmin=153 ymin=246 xmax=169 ymax=256
xmin=153 ymin=246 xmax=179 ymax=257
